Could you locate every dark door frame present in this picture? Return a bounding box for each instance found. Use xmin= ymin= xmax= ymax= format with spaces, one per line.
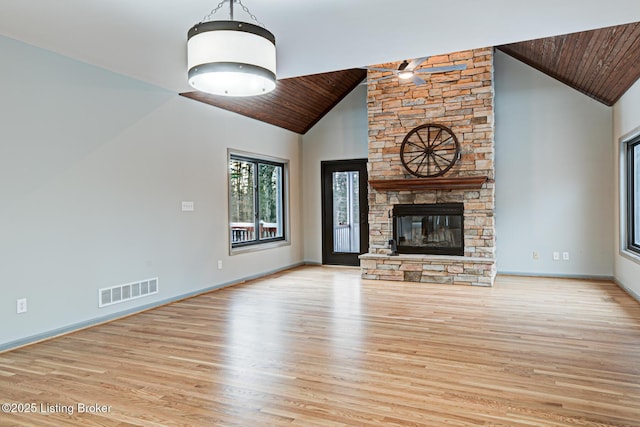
xmin=321 ymin=159 xmax=369 ymax=266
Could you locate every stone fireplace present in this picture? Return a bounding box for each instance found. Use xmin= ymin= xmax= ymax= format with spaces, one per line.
xmin=359 ymin=48 xmax=496 ymax=286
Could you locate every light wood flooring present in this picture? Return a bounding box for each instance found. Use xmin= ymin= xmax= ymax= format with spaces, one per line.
xmin=1 ymin=266 xmax=640 ymax=426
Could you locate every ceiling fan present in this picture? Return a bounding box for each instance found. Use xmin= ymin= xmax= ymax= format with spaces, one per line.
xmin=366 ymin=57 xmax=467 ymax=86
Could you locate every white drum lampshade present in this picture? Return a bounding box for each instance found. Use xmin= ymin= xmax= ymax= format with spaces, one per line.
xmin=187 ymin=21 xmax=276 ymax=97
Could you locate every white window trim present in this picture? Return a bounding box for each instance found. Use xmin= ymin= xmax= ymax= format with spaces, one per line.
xmin=227 ymin=149 xmax=291 ymax=255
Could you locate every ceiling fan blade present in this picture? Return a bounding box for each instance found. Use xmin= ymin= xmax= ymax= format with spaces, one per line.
xmin=363 ymin=74 xmax=397 ymax=86
xmin=375 ymin=74 xmax=398 ymax=82
xmin=411 ymin=75 xmax=427 ymax=86
xmin=415 ymin=64 xmax=467 ymax=74
xmin=365 ymin=66 xmax=399 ymax=73
xmin=407 ymin=56 xmax=429 ymax=70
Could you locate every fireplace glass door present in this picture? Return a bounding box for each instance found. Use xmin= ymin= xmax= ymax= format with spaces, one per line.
xmin=394 ymin=203 xmax=464 ymax=256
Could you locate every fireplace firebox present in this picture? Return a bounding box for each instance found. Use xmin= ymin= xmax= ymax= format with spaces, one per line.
xmin=393 ymin=203 xmax=464 ymax=256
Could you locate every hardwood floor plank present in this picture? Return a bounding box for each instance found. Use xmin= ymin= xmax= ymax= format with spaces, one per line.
xmin=1 ymin=267 xmax=640 ymax=426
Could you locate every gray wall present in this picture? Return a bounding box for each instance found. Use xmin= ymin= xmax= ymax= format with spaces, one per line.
xmin=302 ymin=85 xmax=369 ymax=264
xmin=494 ymin=50 xmax=613 ymax=277
xmin=0 ymin=35 xmax=303 ymax=349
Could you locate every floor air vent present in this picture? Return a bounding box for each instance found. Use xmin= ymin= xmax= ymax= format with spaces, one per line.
xmin=99 ymin=278 xmax=158 ymax=308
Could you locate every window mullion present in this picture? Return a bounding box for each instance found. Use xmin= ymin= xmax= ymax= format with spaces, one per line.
xmin=254 ymin=161 xmax=261 ymax=242
xmin=628 ymin=142 xmax=633 ymax=251
xmin=626 ymin=138 xmax=640 ymax=255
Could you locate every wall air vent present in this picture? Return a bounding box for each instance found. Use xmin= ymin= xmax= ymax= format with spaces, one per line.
xmin=99 ymin=278 xmax=158 ymax=308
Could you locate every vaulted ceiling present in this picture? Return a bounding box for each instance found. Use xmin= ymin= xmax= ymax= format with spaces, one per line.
xmin=183 ymin=22 xmax=640 ymax=134
xmin=181 ymin=69 xmax=366 ymax=135
xmin=498 ymin=22 xmax=640 ymax=106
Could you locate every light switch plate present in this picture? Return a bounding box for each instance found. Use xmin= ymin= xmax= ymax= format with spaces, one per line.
xmin=17 ymin=298 xmax=27 ymax=314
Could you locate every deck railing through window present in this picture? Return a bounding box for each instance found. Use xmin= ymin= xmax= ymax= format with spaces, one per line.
xmin=334 ymin=223 xmax=359 ymax=253
xmin=231 ymin=222 xmax=278 ymax=244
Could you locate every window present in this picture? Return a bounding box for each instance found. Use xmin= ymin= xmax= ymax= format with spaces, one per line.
xmin=229 ymin=153 xmax=286 ymax=249
xmin=626 ymin=135 xmax=640 ymax=255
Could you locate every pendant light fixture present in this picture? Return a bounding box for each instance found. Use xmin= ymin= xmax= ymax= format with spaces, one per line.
xmin=187 ymin=0 xmax=276 ymax=97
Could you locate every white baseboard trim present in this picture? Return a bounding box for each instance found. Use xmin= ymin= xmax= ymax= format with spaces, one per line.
xmin=0 ymin=262 xmax=306 ymax=354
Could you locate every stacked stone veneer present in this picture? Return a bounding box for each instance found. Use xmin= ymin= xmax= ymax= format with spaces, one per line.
xmin=360 ymin=48 xmax=496 ymax=286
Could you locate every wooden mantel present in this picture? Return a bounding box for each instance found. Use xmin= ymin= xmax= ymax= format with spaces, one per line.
xmin=369 ymin=176 xmax=488 ymax=191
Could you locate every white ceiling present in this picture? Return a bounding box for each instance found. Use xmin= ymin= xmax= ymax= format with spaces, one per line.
xmin=0 ymin=0 xmax=639 ymax=94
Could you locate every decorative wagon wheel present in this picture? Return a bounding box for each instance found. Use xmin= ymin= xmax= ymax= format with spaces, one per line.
xmin=400 ymin=123 xmax=460 ymax=177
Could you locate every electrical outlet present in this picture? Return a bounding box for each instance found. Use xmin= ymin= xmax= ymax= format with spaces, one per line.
xmin=217 ymin=260 xmax=223 ymax=270
xmin=553 ymin=252 xmax=560 ymax=261
xmin=16 ymin=298 xmax=27 ymax=314
xmin=562 ymin=252 xmax=570 ymax=261
xmin=533 ymin=251 xmax=540 ymax=260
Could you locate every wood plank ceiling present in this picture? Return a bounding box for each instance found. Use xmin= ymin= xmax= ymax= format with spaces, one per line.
xmin=498 ymin=22 xmax=640 ymax=106
xmin=180 ymin=68 xmax=366 ymax=135
xmin=181 ymin=22 xmax=640 ymax=134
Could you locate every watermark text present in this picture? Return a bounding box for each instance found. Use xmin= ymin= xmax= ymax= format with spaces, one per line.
xmin=1 ymin=402 xmax=112 ymax=416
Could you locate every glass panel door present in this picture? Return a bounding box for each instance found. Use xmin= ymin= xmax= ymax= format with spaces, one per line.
xmin=321 ymin=159 xmax=368 ymax=266
xmin=332 ymin=171 xmax=360 ymax=253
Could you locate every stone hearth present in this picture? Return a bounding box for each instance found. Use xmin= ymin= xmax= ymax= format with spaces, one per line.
xmin=360 ymin=48 xmax=496 ymax=286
